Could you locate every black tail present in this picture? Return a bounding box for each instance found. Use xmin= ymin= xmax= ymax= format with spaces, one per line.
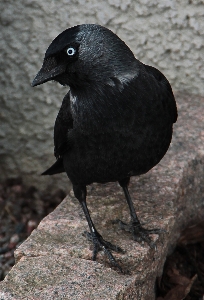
xmin=41 ymin=157 xmax=65 ymax=175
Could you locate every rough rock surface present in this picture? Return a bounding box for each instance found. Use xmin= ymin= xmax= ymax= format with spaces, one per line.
xmin=0 ymin=93 xmax=204 ymax=299
xmin=0 ymin=1 xmax=204 ymax=190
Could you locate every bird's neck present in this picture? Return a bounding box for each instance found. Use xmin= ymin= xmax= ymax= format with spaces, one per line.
xmin=69 ymin=81 xmax=127 ymax=132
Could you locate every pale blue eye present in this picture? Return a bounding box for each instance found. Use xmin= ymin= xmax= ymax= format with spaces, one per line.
xmin=67 ymin=47 xmax=76 ymax=56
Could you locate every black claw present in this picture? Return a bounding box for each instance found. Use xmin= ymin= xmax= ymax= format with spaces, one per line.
xmin=83 ymin=230 xmax=124 ymax=271
xmin=103 ymin=247 xmax=123 ymax=272
xmin=117 ymin=219 xmax=164 ymax=249
xmin=147 ymin=228 xmax=166 ymax=234
xmin=92 ymin=242 xmax=99 ymax=261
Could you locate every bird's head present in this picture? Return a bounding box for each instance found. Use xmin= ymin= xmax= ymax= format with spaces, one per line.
xmin=31 ymin=24 xmax=138 ymax=90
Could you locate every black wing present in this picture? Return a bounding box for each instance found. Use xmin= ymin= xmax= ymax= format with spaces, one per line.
xmin=54 ymin=91 xmax=73 ymax=158
xmin=143 ymin=64 xmax=177 ymax=124
xmin=42 ymin=92 xmax=73 ymax=175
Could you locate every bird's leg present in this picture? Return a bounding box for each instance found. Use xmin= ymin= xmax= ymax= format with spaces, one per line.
xmin=118 ymin=178 xmax=163 ymax=248
xmin=73 ymin=184 xmax=124 ymax=270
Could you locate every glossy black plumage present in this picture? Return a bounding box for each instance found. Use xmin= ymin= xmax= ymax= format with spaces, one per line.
xmin=32 ymin=24 xmax=177 ymax=270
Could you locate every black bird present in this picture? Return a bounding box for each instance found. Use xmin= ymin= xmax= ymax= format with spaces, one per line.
xmin=32 ymin=24 xmax=177 ymax=269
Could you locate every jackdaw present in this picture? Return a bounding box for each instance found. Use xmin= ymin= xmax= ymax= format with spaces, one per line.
xmin=32 ymin=24 xmax=177 ymax=269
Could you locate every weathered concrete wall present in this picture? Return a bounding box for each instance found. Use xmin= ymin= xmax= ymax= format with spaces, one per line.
xmin=0 ymin=0 xmax=204 ymax=190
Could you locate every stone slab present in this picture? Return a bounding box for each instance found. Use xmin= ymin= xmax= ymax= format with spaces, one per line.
xmin=0 ymin=93 xmax=204 ymax=299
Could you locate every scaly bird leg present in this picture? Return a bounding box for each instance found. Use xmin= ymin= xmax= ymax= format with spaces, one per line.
xmin=119 ymin=178 xmax=163 ymax=248
xmin=73 ymin=184 xmax=124 ymax=271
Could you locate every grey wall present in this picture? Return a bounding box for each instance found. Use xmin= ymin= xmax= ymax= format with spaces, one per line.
xmin=0 ymin=0 xmax=204 ymax=191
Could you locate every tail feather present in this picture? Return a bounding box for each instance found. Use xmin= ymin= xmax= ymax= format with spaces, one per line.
xmin=41 ymin=157 xmax=65 ymax=175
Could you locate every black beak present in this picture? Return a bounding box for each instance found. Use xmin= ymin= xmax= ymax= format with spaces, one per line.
xmin=31 ymin=56 xmax=67 ymax=87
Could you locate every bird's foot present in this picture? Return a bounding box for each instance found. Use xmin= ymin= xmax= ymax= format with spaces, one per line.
xmin=84 ymin=230 xmax=125 ymax=272
xmin=116 ymin=220 xmax=164 ymax=249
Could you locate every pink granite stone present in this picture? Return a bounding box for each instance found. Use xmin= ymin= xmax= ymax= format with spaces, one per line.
xmin=0 ymin=93 xmax=204 ymax=299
